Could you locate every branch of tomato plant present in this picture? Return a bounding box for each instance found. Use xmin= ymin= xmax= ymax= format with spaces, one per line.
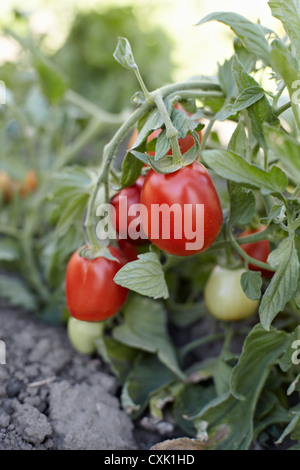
xmin=200 ymin=118 xmax=216 ymax=153
xmin=275 ymin=100 xmax=292 ymax=116
xmin=162 ymin=226 xmax=274 ymax=272
xmin=65 ymin=90 xmax=130 ymax=125
xmin=84 ymin=80 xmax=223 ymax=250
xmin=167 ymin=90 xmax=224 ymax=101
xmin=228 ymin=227 xmax=275 ymax=273
xmin=209 ymin=226 xmax=273 ymax=252
xmin=152 ymin=92 xmax=182 ymax=163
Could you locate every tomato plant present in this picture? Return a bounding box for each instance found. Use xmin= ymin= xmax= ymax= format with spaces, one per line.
xmin=140 ymin=161 xmax=223 ymax=256
xmin=2 ymin=0 xmax=300 ymax=451
xmin=65 ymin=246 xmax=128 ymax=322
xmin=204 ymin=266 xmax=259 ymax=321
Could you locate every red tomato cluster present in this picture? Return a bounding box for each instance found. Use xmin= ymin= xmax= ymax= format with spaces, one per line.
xmin=65 ymin=105 xmax=224 ymax=323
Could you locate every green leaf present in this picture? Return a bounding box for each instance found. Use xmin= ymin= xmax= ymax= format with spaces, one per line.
xmin=132 ymin=109 xmax=163 ymax=149
xmin=130 ymin=150 xmax=149 ymax=166
xmin=275 ymin=412 xmax=300 ymax=445
xmin=232 ymin=86 xmax=265 ymax=113
xmin=254 ymin=391 xmax=290 ymax=438
xmin=264 ymin=125 xmax=300 ymax=183
xmin=259 ymin=237 xmax=299 ymax=330
xmin=114 ymin=252 xmax=169 ymax=299
xmin=197 ymin=12 xmax=271 ymax=64
xmin=173 ymin=384 xmax=216 ymax=436
xmin=95 ymin=336 xmax=137 ymax=383
xmin=228 ymin=120 xmax=248 ymax=157
xmin=268 ymin=0 xmax=300 ymax=61
xmin=113 ymin=295 xmax=183 ymax=379
xmin=154 ymin=129 xmax=171 ymax=160
xmin=113 ymin=37 xmax=138 ymax=70
xmin=0 ymin=275 xmax=37 ymax=310
xmin=261 ymin=203 xmax=286 ymax=226
xmin=287 ymin=374 xmax=300 ymax=396
xmin=270 ymin=39 xmax=299 ymax=91
xmin=203 ymin=149 xmax=287 ymax=195
xmin=241 ymin=271 xmax=262 ymax=301
xmin=170 ymin=107 xmax=198 ymax=139
xmin=214 ymin=360 xmax=233 ymax=396
xmin=53 ymin=166 xmax=94 ymax=191
xmin=218 ymin=58 xmax=237 ymax=98
xmin=0 ymin=238 xmax=20 ymax=261
xmin=120 ymin=152 xmax=144 ymax=187
xmin=121 ymin=353 xmax=177 ymax=418
xmin=229 ymin=182 xmax=256 ymax=226
xmin=232 ymin=56 xmax=279 ymax=150
xmin=189 ymin=325 xmax=288 ymax=450
xmin=56 ymin=193 xmax=89 ymax=236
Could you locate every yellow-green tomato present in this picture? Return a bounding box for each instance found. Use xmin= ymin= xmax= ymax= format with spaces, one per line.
xmin=204 ymin=266 xmax=259 ymax=321
xmin=67 ymin=317 xmax=102 ymax=354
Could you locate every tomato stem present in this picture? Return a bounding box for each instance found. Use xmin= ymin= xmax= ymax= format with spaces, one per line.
xmin=275 ymin=100 xmax=292 ymax=116
xmin=134 ymin=68 xmax=153 ymax=104
xmin=152 ymin=92 xmax=182 ymax=163
xmin=200 ymin=118 xmax=216 ymax=153
xmin=228 ymin=228 xmax=275 ymax=273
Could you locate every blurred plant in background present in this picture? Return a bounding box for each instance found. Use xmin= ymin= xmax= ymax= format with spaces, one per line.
xmin=53 ymin=7 xmax=174 ymax=112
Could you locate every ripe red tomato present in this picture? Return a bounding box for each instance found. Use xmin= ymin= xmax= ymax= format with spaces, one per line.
xmin=239 ymin=226 xmax=273 ymax=278
xmin=117 ymin=237 xmax=138 ymax=262
xmin=65 ymin=246 xmax=129 ymax=322
xmin=111 ymin=176 xmax=148 ymax=245
xmin=140 ymin=161 xmax=223 ymax=256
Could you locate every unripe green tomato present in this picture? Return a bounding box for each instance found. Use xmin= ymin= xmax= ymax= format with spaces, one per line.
xmin=204 ymin=266 xmax=259 ymax=321
xmin=67 ymin=317 xmax=102 ymax=354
